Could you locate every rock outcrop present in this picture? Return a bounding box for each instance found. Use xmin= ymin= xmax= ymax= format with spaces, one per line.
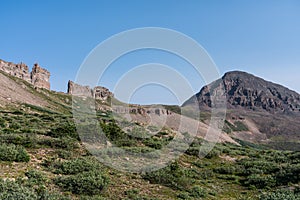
xmin=67 ymin=81 xmax=93 ymax=97
xmin=31 ymin=63 xmax=50 ymax=90
xmin=93 ymin=86 xmax=113 ymax=101
xmin=0 ymin=59 xmax=50 ymax=90
xmin=112 ymin=105 xmax=172 ymax=116
xmin=67 ymin=80 xmax=113 ymax=101
xmin=0 ymin=60 xmax=31 ymax=82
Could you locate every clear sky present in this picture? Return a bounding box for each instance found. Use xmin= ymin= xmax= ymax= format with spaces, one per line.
xmin=1 ymin=0 xmax=300 ymax=105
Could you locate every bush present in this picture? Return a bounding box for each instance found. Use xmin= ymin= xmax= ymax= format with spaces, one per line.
xmin=50 ymin=157 xmax=101 ymax=175
xmin=25 ymin=170 xmax=47 ymax=185
xmin=47 ymin=122 xmax=78 ymax=139
xmin=55 ymin=170 xmax=109 ymax=195
xmin=80 ymin=195 xmax=107 ymax=200
xmin=0 ymin=117 xmax=6 ymax=127
xmin=189 ymin=185 xmax=207 ymax=198
xmin=0 ymin=143 xmax=30 ymax=162
xmin=0 ymin=178 xmax=70 ymax=200
xmin=38 ymin=137 xmax=78 ymax=150
xmin=0 ymin=179 xmax=37 ymax=200
xmin=244 ymin=174 xmax=276 ymax=189
xmin=0 ymin=134 xmax=37 ymax=148
xmin=259 ymin=190 xmax=300 ymax=200
xmin=143 ymin=161 xmax=190 ymax=190
xmin=214 ymin=166 xmax=237 ymax=175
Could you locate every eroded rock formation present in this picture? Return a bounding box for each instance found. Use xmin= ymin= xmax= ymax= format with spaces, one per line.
xmin=0 ymin=60 xmax=31 ymax=82
xmin=31 ymin=63 xmax=50 ymax=90
xmin=93 ymin=86 xmax=113 ymax=101
xmin=0 ymin=59 xmax=50 ymax=90
xmin=67 ymin=81 xmax=113 ymax=101
xmin=67 ymin=81 xmax=93 ymax=97
xmin=112 ymin=106 xmax=172 ymax=116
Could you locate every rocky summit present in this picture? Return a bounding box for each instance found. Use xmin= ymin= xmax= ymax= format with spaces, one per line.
xmin=183 ymin=71 xmax=300 ymax=114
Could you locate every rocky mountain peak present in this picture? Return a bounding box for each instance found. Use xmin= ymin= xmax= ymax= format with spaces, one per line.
xmin=183 ymin=71 xmax=300 ymax=113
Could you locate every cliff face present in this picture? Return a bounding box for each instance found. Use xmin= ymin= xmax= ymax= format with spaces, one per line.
xmin=67 ymin=80 xmax=113 ymax=101
xmin=93 ymin=86 xmax=113 ymax=101
xmin=67 ymin=81 xmax=93 ymax=97
xmin=31 ymin=63 xmax=50 ymax=90
xmin=0 ymin=60 xmax=31 ymax=83
xmin=0 ymin=59 xmax=50 ymax=90
xmin=112 ymin=105 xmax=172 ymax=116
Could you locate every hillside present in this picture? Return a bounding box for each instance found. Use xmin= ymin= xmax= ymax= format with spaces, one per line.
xmin=0 ymin=61 xmax=299 ymax=199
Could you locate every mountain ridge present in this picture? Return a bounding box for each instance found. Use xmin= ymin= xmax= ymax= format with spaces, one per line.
xmin=183 ymin=70 xmax=300 ymax=114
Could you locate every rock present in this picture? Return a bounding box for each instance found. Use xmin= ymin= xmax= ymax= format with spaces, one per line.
xmin=67 ymin=80 xmax=93 ymax=97
xmin=0 ymin=59 xmax=51 ymax=90
xmin=67 ymin=80 xmax=114 ymax=101
xmin=31 ymin=63 xmax=50 ymax=90
xmin=183 ymin=71 xmax=300 ymax=113
xmin=0 ymin=59 xmax=31 ymax=82
xmin=93 ymin=86 xmax=113 ymax=100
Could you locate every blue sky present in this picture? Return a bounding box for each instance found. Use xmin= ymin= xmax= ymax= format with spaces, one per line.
xmin=1 ymin=0 xmax=300 ymax=105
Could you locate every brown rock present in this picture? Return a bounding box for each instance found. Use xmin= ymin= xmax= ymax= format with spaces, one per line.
xmin=93 ymin=86 xmax=113 ymax=100
xmin=67 ymin=80 xmax=92 ymax=97
xmin=0 ymin=59 xmax=51 ymax=90
xmin=31 ymin=63 xmax=50 ymax=90
xmin=0 ymin=59 xmax=31 ymax=83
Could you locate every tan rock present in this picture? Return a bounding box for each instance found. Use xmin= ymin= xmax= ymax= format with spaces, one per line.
xmin=31 ymin=63 xmax=50 ymax=90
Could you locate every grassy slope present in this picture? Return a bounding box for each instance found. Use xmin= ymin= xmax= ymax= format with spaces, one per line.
xmin=0 ymin=104 xmax=299 ymax=199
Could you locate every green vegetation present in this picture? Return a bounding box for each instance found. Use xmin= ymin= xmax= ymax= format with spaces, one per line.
xmin=0 ymin=176 xmax=70 ymax=200
xmin=45 ymin=157 xmax=102 ymax=175
xmin=0 ymin=98 xmax=299 ymax=199
xmin=223 ymin=120 xmax=249 ymax=133
xmin=0 ymin=143 xmax=30 ymax=162
xmin=55 ymin=171 xmax=109 ymax=195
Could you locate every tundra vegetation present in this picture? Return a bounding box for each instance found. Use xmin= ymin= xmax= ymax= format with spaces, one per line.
xmin=0 ymin=102 xmax=299 ymax=200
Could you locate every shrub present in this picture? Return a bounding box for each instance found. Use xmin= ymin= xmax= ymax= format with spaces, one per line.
xmin=47 ymin=122 xmax=78 ymax=139
xmin=55 ymin=170 xmax=109 ymax=195
xmin=10 ymin=121 xmax=21 ymax=130
xmin=244 ymin=174 xmax=276 ymax=189
xmin=214 ymin=166 xmax=237 ymax=175
xmin=189 ymin=185 xmax=207 ymax=198
xmin=50 ymin=157 xmax=101 ymax=175
xmin=0 ymin=117 xmax=6 ymax=127
xmin=0 ymin=179 xmax=37 ymax=200
xmin=80 ymin=195 xmax=107 ymax=200
xmin=177 ymin=192 xmax=192 ymax=199
xmin=38 ymin=137 xmax=78 ymax=150
xmin=143 ymin=161 xmax=190 ymax=190
xmin=25 ymin=170 xmax=47 ymax=185
xmin=0 ymin=178 xmax=70 ymax=200
xmin=0 ymin=143 xmax=30 ymax=162
xmin=55 ymin=149 xmax=73 ymax=159
xmin=0 ymin=134 xmax=37 ymax=148
xmin=259 ymin=190 xmax=300 ymax=200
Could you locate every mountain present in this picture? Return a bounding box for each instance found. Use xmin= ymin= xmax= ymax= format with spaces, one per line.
xmin=183 ymin=71 xmax=300 ymax=113
xmin=183 ymin=71 xmax=300 ymax=150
